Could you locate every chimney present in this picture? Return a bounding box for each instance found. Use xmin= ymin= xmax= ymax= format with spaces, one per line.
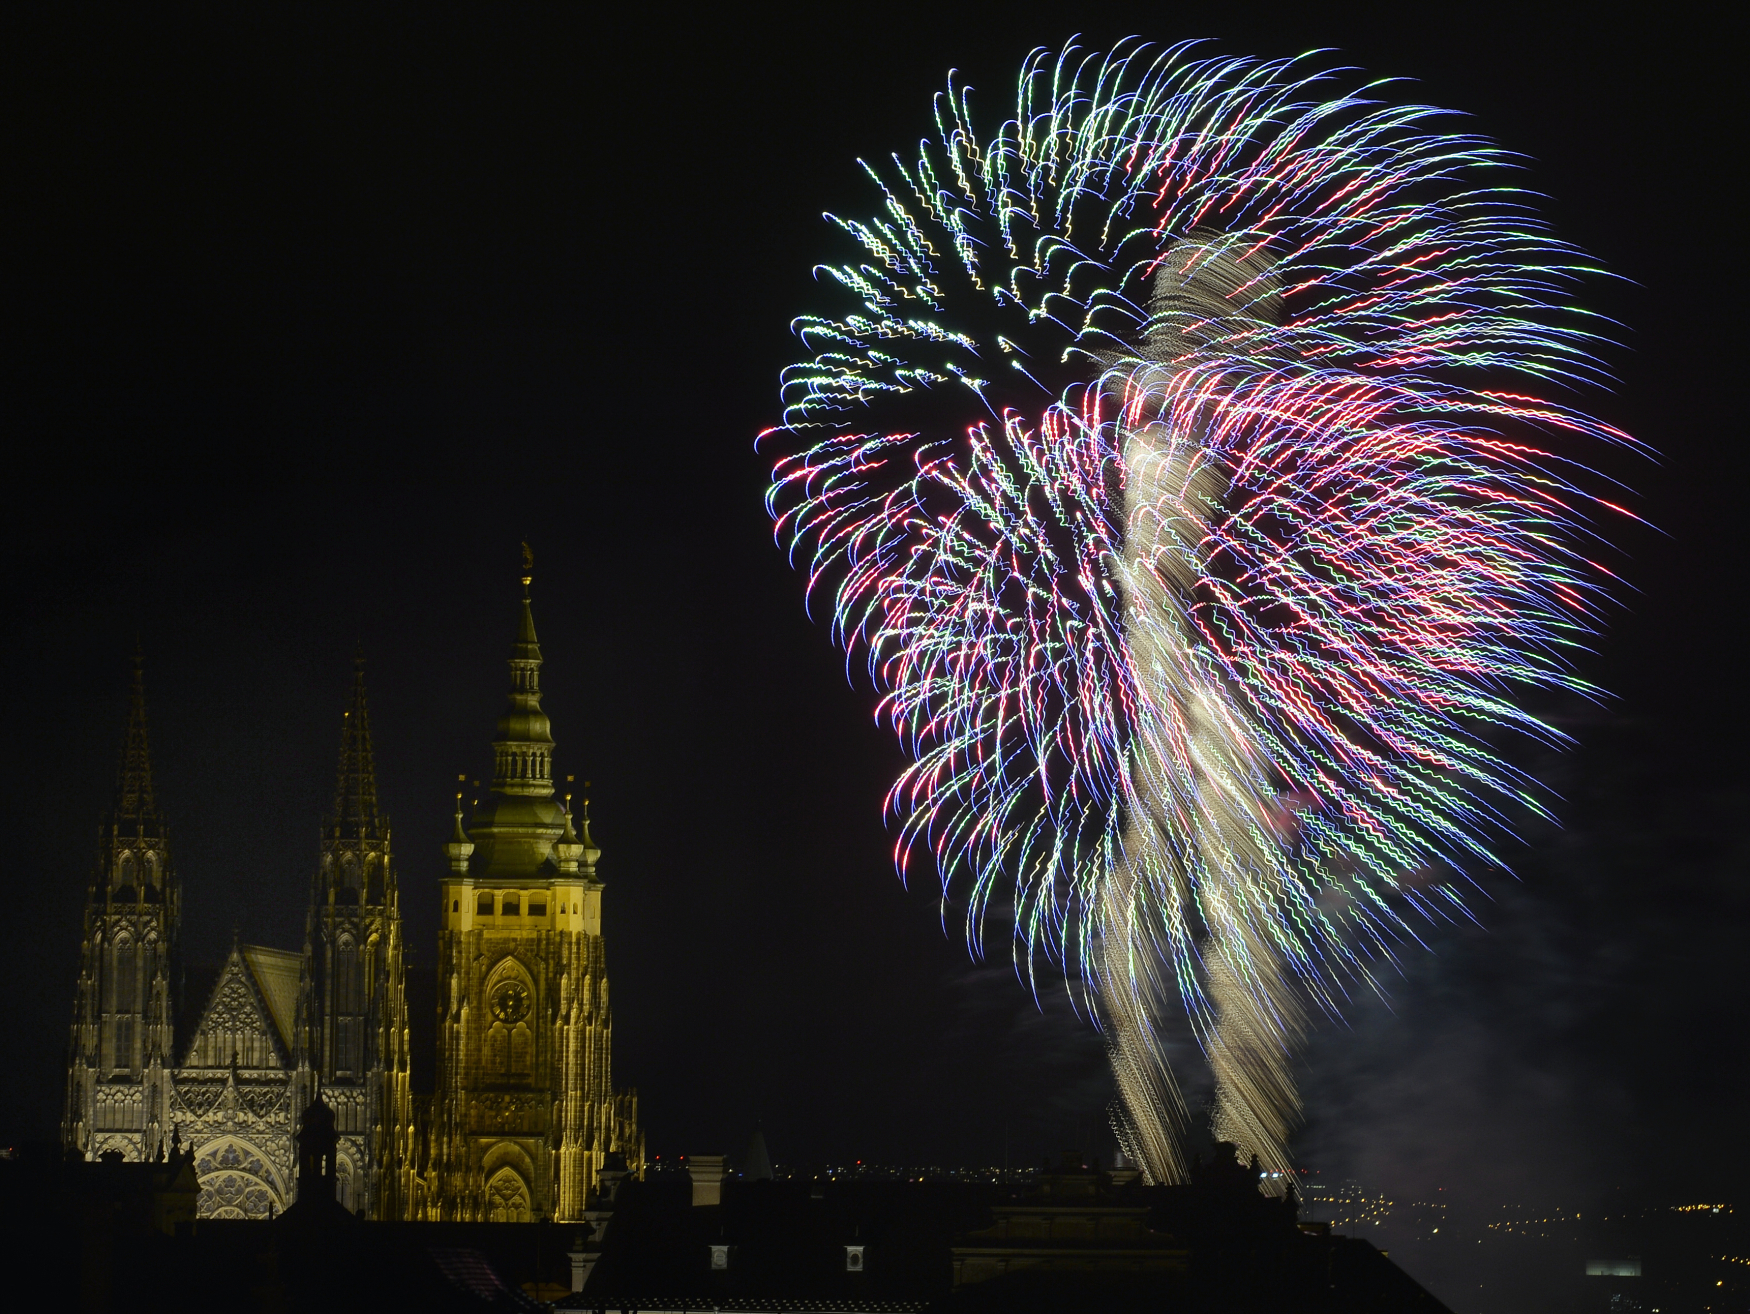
xmin=688 ymin=1155 xmax=727 ymax=1207
xmin=568 ymin=1232 xmax=598 ymax=1293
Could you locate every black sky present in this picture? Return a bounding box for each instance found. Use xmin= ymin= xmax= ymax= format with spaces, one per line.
xmin=3 ymin=0 xmax=1742 ymax=1238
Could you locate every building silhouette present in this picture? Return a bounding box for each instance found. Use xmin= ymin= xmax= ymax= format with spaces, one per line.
xmin=59 ymin=560 xmax=642 ymax=1222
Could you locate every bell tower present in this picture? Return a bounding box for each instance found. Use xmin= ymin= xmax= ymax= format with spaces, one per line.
xmin=430 ymin=547 xmax=643 ymax=1222
xmin=296 ymin=655 xmax=415 ymax=1217
xmin=64 ymin=653 xmax=180 ymax=1161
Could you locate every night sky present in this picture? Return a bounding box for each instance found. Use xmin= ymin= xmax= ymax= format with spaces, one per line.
xmin=3 ymin=0 xmax=1740 ymax=1248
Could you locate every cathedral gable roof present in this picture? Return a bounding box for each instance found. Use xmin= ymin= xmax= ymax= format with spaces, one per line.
xmin=240 ymin=946 xmax=301 ymax=1051
xmin=182 ymin=946 xmax=297 ymax=1069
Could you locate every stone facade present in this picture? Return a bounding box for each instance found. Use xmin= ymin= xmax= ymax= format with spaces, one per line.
xmin=64 ymin=658 xmax=189 ymax=1173
xmin=297 ymin=657 xmax=417 ymax=1220
xmin=62 ymin=564 xmax=642 ymax=1223
xmin=427 ymin=565 xmax=645 ymax=1222
xmin=169 ymin=945 xmax=305 ymax=1217
xmin=62 ymin=658 xmax=397 ymax=1219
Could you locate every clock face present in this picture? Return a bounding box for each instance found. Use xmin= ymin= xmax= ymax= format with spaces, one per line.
xmin=489 ymin=981 xmax=531 ymax=1024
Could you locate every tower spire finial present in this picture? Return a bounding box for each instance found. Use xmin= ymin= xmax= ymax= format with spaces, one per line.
xmin=444 ymin=775 xmax=475 ymax=874
xmin=114 ymin=649 xmax=160 ymax=836
xmin=329 ymin=653 xmax=382 ymax=840
xmin=490 ymin=541 xmax=553 ymax=797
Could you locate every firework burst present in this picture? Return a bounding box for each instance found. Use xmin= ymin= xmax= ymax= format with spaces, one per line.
xmin=763 ymin=39 xmax=1634 ymax=1184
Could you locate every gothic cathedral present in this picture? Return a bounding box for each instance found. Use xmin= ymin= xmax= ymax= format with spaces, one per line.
xmin=427 ymin=563 xmax=641 ymax=1222
xmin=61 ymin=563 xmax=643 ymax=1222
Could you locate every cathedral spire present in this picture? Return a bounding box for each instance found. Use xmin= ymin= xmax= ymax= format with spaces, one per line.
xmin=328 ymin=650 xmax=382 ymax=841
xmin=112 ymin=648 xmax=162 ymax=840
xmin=464 ymin=544 xmax=567 ymax=878
xmin=492 ymin=542 xmax=555 ymax=799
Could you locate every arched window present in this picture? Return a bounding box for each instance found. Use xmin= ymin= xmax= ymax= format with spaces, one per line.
xmin=486 ymin=1024 xmax=509 ymax=1075
xmin=486 ymin=1167 xmax=530 ymax=1223
xmin=114 ymin=1017 xmax=135 ymax=1072
xmin=118 ymin=853 xmax=135 ymax=885
xmin=509 ymin=1024 xmax=533 ymax=1077
xmin=110 ymin=941 xmax=137 ymax=1012
xmin=336 ymin=939 xmax=362 ymax=1013
xmin=502 ymin=894 xmax=521 ymax=917
xmin=365 ymin=861 xmax=383 ymax=905
xmin=477 ymin=893 xmax=493 ymax=916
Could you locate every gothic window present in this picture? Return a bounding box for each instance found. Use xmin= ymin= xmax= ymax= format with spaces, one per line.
xmin=503 ymin=894 xmax=521 ymax=916
xmin=195 ymin=1139 xmax=285 ymax=1220
xmin=110 ymin=941 xmax=137 ymax=1012
xmin=509 ymin=1024 xmax=532 ymax=1077
xmin=485 ymin=1167 xmax=530 ymax=1223
xmin=486 ymin=1023 xmax=509 ymax=1075
xmin=142 ymin=882 xmax=161 ymax=903
xmin=341 ymin=855 xmax=359 ymax=888
xmin=336 ymin=938 xmax=362 ymax=1013
xmin=119 ymin=853 xmax=135 ymax=884
xmin=114 ymin=1016 xmax=135 ymax=1072
xmin=366 ymin=861 xmax=383 ymax=904
xmin=477 ymin=893 xmax=493 ymax=916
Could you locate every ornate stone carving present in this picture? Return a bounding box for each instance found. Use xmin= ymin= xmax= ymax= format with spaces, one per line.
xmin=468 ymin=1093 xmax=544 ymax=1134
xmin=195 ymin=1138 xmax=285 ymax=1219
xmin=239 ymin=1082 xmax=287 ymax=1120
xmin=173 ymin=1078 xmax=226 ymax=1118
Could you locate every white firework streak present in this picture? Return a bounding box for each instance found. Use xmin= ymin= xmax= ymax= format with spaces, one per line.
xmin=765 ymin=41 xmax=1636 ymax=1192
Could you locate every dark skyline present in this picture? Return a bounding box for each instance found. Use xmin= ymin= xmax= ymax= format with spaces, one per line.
xmin=3 ymin=0 xmax=1740 ymax=1234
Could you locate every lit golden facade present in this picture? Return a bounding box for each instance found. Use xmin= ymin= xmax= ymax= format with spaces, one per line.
xmin=63 ymin=561 xmax=640 ymax=1222
xmin=427 ymin=564 xmax=643 ymax=1222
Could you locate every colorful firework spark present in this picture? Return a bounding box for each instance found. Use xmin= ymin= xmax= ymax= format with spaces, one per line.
xmin=762 ymin=40 xmax=1634 ymax=1183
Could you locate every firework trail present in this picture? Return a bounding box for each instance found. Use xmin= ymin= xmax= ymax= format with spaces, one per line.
xmin=763 ymin=40 xmax=1633 ymax=1184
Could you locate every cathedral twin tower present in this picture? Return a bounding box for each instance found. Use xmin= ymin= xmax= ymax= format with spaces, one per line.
xmin=62 ymin=562 xmax=644 ymax=1221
